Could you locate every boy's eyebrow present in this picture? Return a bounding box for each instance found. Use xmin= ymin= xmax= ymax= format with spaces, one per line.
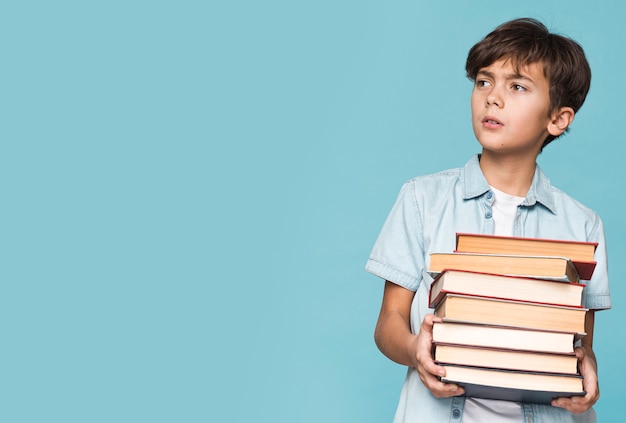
xmin=477 ymin=69 xmax=535 ymax=83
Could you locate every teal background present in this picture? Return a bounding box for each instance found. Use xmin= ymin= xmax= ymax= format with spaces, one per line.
xmin=3 ymin=1 xmax=623 ymax=421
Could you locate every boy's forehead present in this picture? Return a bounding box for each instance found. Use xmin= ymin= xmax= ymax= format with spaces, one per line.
xmin=479 ymin=58 xmax=547 ymax=80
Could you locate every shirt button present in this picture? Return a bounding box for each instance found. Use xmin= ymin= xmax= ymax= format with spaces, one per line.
xmin=452 ymin=408 xmax=461 ymax=418
xmin=486 ymin=191 xmax=493 ymax=199
xmin=485 ymin=211 xmax=492 ymax=219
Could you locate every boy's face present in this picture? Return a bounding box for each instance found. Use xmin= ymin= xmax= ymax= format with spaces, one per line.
xmin=471 ymin=59 xmax=555 ymax=157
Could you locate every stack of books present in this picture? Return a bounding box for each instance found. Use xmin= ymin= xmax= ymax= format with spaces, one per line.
xmin=428 ymin=233 xmax=598 ymax=404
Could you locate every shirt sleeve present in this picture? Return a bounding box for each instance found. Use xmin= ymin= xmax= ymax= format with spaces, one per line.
xmin=583 ymin=214 xmax=612 ymax=311
xmin=365 ymin=180 xmax=425 ymax=292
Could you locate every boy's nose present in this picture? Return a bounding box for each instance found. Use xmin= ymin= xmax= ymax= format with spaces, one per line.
xmin=486 ymin=92 xmax=502 ymax=107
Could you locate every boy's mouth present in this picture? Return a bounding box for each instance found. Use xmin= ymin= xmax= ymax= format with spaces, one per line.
xmin=482 ymin=116 xmax=503 ymax=127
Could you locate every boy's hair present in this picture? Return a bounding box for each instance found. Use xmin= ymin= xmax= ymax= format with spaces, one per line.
xmin=465 ymin=18 xmax=591 ymax=148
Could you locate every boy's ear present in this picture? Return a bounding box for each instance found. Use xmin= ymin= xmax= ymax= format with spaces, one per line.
xmin=547 ymin=107 xmax=575 ymax=137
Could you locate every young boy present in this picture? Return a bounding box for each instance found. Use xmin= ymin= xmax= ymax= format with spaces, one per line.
xmin=365 ymin=18 xmax=611 ymax=422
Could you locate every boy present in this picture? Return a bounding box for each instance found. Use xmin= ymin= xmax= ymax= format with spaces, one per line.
xmin=365 ymin=18 xmax=611 ymax=422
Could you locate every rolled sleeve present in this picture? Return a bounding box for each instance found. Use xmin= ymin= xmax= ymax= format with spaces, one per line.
xmin=583 ymin=215 xmax=612 ymax=310
xmin=365 ymin=181 xmax=425 ymax=292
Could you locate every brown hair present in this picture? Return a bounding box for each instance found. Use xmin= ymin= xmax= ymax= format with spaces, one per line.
xmin=466 ymin=18 xmax=591 ymax=147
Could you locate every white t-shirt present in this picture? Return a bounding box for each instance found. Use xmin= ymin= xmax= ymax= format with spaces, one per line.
xmin=462 ymin=186 xmax=525 ymax=423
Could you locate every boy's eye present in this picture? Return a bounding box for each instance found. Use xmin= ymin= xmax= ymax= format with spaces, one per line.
xmin=512 ymin=84 xmax=526 ymax=92
xmin=476 ymin=80 xmax=491 ymax=88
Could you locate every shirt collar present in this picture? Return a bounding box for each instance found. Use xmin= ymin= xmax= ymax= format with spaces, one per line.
xmin=463 ymin=154 xmax=557 ymax=214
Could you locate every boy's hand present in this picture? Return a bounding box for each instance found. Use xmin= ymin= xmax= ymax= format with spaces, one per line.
xmin=551 ymin=346 xmax=599 ymax=414
xmin=411 ymin=314 xmax=465 ymax=398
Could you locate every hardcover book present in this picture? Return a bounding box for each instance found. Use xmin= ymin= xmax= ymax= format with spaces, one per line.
xmin=428 ymin=269 xmax=584 ymax=309
xmin=434 ymin=344 xmax=578 ymax=374
xmin=440 ymin=364 xmax=585 ymax=404
xmin=428 ymin=252 xmax=579 ymax=283
xmin=434 ymin=294 xmax=587 ymax=334
xmin=455 ymin=233 xmax=597 ymax=280
xmin=432 ymin=322 xmax=580 ymax=354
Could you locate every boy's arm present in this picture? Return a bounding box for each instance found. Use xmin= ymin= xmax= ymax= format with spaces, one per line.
xmin=552 ymin=310 xmax=599 ymax=414
xmin=374 ymin=280 xmax=464 ymax=398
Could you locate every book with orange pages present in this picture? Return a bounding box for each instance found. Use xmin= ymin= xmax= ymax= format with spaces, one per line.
xmin=434 ymin=344 xmax=578 ymax=374
xmin=455 ymin=233 xmax=597 ymax=280
xmin=428 ymin=252 xmax=579 ymax=283
xmin=434 ymin=294 xmax=587 ymax=334
xmin=428 ymin=269 xmax=585 ymax=309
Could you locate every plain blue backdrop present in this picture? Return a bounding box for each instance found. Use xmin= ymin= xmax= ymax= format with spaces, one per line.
xmin=3 ymin=1 xmax=624 ymax=422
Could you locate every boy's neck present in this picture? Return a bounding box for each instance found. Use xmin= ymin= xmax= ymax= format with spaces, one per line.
xmin=478 ymin=150 xmax=538 ymax=197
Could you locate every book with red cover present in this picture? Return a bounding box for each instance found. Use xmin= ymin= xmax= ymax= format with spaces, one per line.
xmin=455 ymin=233 xmax=597 ymax=280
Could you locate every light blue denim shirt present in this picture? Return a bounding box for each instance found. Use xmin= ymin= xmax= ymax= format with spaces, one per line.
xmin=366 ymin=155 xmax=611 ymax=423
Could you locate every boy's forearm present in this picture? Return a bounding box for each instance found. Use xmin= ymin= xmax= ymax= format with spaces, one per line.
xmin=374 ymin=281 xmax=421 ymax=367
xmin=582 ymin=310 xmax=597 ymax=370
xmin=375 ymin=310 xmax=418 ymax=367
xmin=583 ymin=345 xmax=597 ymax=370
